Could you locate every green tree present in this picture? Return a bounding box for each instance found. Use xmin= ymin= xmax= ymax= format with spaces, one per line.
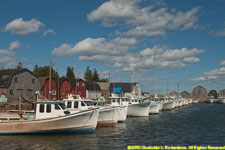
xmin=84 ymin=66 xmax=93 ymax=82
xmin=17 ymin=62 xmax=23 ymax=69
xmin=99 ymin=78 xmax=109 ymax=82
xmin=33 ymin=65 xmax=59 ymax=79
xmin=33 ymin=64 xmax=39 ymax=75
xmin=92 ymin=68 xmax=99 ymax=82
xmin=66 ymin=66 xmax=75 ymax=79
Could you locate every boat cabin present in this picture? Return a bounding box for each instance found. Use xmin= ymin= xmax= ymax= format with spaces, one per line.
xmin=35 ymin=101 xmax=69 ymax=119
xmin=111 ymin=97 xmax=128 ymax=106
xmin=63 ymin=95 xmax=95 ymax=112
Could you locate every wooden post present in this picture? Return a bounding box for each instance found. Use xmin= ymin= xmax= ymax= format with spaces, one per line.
xmin=19 ymin=96 xmax=22 ymax=118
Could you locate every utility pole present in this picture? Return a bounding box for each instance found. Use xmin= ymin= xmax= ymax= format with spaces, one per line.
xmin=177 ymin=83 xmax=180 ymax=96
xmin=166 ymin=81 xmax=168 ymax=96
xmin=49 ymin=58 xmax=52 ymax=99
xmin=108 ymin=72 xmax=110 ymax=82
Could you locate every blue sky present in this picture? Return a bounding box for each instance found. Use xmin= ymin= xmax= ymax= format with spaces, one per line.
xmin=1 ymin=0 xmax=225 ymax=94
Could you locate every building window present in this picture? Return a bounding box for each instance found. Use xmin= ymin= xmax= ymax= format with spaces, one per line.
xmin=32 ymin=79 xmax=35 ymax=84
xmin=40 ymin=104 xmax=44 ymax=113
xmin=77 ymin=82 xmax=79 ymax=86
xmin=46 ymin=104 xmax=51 ymax=113
xmin=82 ymin=82 xmax=84 ymax=86
xmin=78 ymin=91 xmax=81 ymax=96
xmin=52 ymin=90 xmax=56 ymax=95
xmin=62 ymin=91 xmax=65 ymax=96
xmin=10 ymin=90 xmax=14 ymax=95
xmin=14 ymin=77 xmax=18 ymax=83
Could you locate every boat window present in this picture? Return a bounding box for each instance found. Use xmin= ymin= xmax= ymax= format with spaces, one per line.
xmin=74 ymin=102 xmax=78 ymax=108
xmin=81 ymin=101 xmax=86 ymax=106
xmin=46 ymin=104 xmax=51 ymax=113
xmin=59 ymin=103 xmax=66 ymax=110
xmin=85 ymin=101 xmax=93 ymax=106
xmin=67 ymin=101 xmax=72 ymax=108
xmin=55 ymin=104 xmax=60 ymax=110
xmin=135 ymin=100 xmax=137 ymax=102
xmin=40 ymin=104 xmax=44 ymax=113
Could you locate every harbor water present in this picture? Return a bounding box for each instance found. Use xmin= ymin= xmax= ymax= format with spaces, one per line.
xmin=0 ymin=103 xmax=224 ymax=150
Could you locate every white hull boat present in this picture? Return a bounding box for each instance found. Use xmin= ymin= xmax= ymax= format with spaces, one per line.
xmin=0 ymin=101 xmax=99 ymax=134
xmin=127 ymin=102 xmax=150 ymax=117
xmin=162 ymin=101 xmax=174 ymax=110
xmin=205 ymin=99 xmax=214 ymax=103
xmin=97 ymin=106 xmax=119 ymax=126
xmin=149 ymin=102 xmax=160 ymax=114
xmin=118 ymin=105 xmax=128 ymax=122
xmin=110 ymin=97 xmax=128 ymax=122
xmin=218 ymin=98 xmax=225 ymax=104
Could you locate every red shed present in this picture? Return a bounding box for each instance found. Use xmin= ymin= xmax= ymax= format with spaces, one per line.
xmin=59 ymin=77 xmax=72 ymax=99
xmin=71 ymin=78 xmax=86 ymax=98
xmin=39 ymin=77 xmax=58 ymax=100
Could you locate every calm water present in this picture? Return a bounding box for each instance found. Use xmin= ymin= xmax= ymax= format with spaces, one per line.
xmin=0 ymin=103 xmax=225 ymax=150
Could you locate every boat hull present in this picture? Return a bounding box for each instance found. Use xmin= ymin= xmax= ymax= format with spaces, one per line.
xmin=118 ymin=105 xmax=127 ymax=122
xmin=0 ymin=109 xmax=99 ymax=135
xmin=127 ymin=102 xmax=150 ymax=117
xmin=218 ymin=99 xmax=225 ymax=104
xmin=149 ymin=103 xmax=160 ymax=114
xmin=205 ymin=99 xmax=214 ymax=103
xmin=162 ymin=101 xmax=174 ymax=110
xmin=97 ymin=106 xmax=119 ymax=127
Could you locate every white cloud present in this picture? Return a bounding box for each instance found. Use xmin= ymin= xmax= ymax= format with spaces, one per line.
xmin=220 ymin=60 xmax=225 ymax=66
xmin=210 ymin=29 xmax=225 ymax=37
xmin=0 ymin=41 xmax=22 ymax=68
xmin=191 ymin=67 xmax=225 ymax=82
xmin=51 ymin=37 xmax=138 ymax=57
xmin=87 ymin=0 xmax=200 ymax=37
xmin=191 ymin=76 xmax=206 ymax=81
xmin=9 ymin=40 xmax=21 ymax=51
xmin=42 ymin=29 xmax=55 ymax=36
xmin=4 ymin=18 xmax=44 ymax=35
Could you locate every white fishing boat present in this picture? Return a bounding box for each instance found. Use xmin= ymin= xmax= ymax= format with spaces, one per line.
xmin=64 ymin=94 xmax=119 ymax=127
xmin=205 ymin=96 xmax=214 ymax=103
xmin=149 ymin=101 xmax=160 ymax=114
xmin=0 ymin=100 xmax=99 ymax=134
xmin=162 ymin=99 xmax=174 ymax=110
xmin=96 ymin=104 xmax=119 ymax=126
xmin=127 ymin=97 xmax=150 ymax=117
xmin=111 ymin=96 xmax=128 ymax=122
xmin=218 ymin=97 xmax=225 ymax=104
xmin=178 ymin=100 xmax=183 ymax=107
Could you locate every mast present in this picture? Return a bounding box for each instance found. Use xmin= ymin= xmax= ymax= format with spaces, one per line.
xmin=166 ymin=81 xmax=168 ymax=96
xmin=49 ymin=58 xmax=52 ymax=99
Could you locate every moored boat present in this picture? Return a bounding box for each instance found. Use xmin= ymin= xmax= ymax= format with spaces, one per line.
xmin=111 ymin=96 xmax=128 ymax=122
xmin=149 ymin=101 xmax=160 ymax=114
xmin=205 ymin=96 xmax=214 ymax=103
xmin=0 ymin=101 xmax=99 ymax=134
xmin=127 ymin=97 xmax=150 ymax=117
xmin=162 ymin=100 xmax=174 ymax=110
xmin=218 ymin=97 xmax=225 ymax=104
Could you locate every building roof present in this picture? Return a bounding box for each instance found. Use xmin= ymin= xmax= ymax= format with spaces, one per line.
xmin=39 ymin=77 xmax=57 ymax=89
xmin=110 ymin=82 xmax=137 ymax=93
xmin=97 ymin=82 xmax=110 ymax=91
xmin=114 ymin=87 xmax=123 ymax=94
xmin=86 ymin=82 xmax=101 ymax=91
xmin=0 ymin=68 xmax=38 ymax=88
